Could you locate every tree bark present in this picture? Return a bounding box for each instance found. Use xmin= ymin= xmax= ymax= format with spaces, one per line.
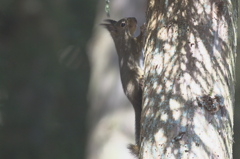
xmin=141 ymin=0 xmax=237 ymax=158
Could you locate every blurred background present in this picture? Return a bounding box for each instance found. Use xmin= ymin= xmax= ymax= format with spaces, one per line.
xmin=0 ymin=0 xmax=238 ymax=159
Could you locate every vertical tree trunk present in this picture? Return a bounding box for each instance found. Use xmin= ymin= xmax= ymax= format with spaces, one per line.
xmin=141 ymin=0 xmax=237 ymax=158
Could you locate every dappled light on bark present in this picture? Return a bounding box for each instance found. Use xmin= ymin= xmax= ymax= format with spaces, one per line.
xmin=141 ymin=0 xmax=237 ymax=158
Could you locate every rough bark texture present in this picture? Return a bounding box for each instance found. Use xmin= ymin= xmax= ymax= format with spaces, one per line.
xmin=141 ymin=0 xmax=237 ymax=158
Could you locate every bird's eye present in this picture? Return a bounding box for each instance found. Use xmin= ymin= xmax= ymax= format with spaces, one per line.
xmin=120 ymin=21 xmax=126 ymax=27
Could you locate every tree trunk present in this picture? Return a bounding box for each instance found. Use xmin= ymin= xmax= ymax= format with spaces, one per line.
xmin=140 ymin=0 xmax=237 ymax=158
